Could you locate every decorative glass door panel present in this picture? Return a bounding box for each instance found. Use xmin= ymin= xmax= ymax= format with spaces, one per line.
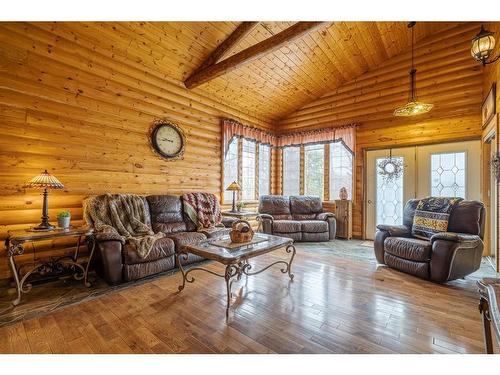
xmin=365 ymin=147 xmax=415 ymax=239
xmin=376 ymin=157 xmax=404 ymax=226
xmin=430 ymin=152 xmax=466 ymax=198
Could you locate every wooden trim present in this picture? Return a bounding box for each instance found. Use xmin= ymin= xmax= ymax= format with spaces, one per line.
xmin=194 ymin=22 xmax=259 ymax=72
xmin=255 ymin=142 xmax=260 ymax=199
xmin=184 ymin=22 xmax=329 ymax=88
xmin=300 ymin=145 xmax=305 ymax=195
xmin=324 ymin=143 xmax=330 ymax=201
xmin=237 ymin=138 xmax=243 ymax=201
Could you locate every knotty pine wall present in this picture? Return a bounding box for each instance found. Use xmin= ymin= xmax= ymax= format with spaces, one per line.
xmin=0 ymin=23 xmax=274 ymax=281
xmin=279 ymin=23 xmax=484 ymax=238
xmin=482 ymin=22 xmax=500 ymax=264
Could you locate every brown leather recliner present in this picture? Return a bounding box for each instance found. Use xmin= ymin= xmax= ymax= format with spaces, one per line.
xmin=374 ymin=199 xmax=485 ymax=282
xmin=89 ymin=194 xmax=236 ymax=285
xmin=257 ymin=195 xmax=336 ymax=242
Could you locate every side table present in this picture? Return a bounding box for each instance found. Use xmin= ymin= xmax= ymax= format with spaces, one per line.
xmin=222 ymin=210 xmax=259 ymax=229
xmin=478 ymin=278 xmax=500 ymax=353
xmin=4 ymin=226 xmax=96 ymax=306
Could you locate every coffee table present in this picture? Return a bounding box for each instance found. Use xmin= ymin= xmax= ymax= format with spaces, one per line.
xmin=176 ymin=233 xmax=296 ymax=318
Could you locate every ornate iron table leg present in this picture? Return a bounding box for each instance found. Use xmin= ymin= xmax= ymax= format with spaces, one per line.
xmin=285 ymin=244 xmax=296 ymax=281
xmin=9 ymin=251 xmax=22 ymax=306
xmin=479 ymin=296 xmax=494 ymax=354
xmin=176 ymin=252 xmax=190 ymax=292
xmin=84 ymin=236 xmax=96 ymax=287
xmin=224 ymin=264 xmax=240 ymax=318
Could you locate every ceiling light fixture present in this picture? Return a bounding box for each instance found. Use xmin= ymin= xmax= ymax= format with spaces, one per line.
xmin=394 ymin=22 xmax=433 ymax=117
xmin=471 ymin=25 xmax=499 ymax=66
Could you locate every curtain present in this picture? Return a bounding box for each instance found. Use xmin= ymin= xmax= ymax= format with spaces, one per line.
xmin=222 ymin=118 xmax=356 ymax=156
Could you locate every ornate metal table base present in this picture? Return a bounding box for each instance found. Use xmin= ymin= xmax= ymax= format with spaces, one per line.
xmin=5 ymin=228 xmax=95 ymax=306
xmin=176 ymin=244 xmax=296 ymax=318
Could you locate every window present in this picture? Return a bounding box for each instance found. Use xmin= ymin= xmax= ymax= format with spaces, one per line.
xmin=376 ymin=156 xmax=404 ymax=226
xmin=282 ymin=146 xmax=300 ymax=196
xmin=304 ymin=144 xmax=324 ymax=198
xmin=431 ymin=152 xmax=466 ymax=198
xmin=241 ymin=139 xmax=256 ymax=200
xmin=259 ymin=144 xmax=271 ymax=196
xmin=223 ymin=138 xmax=274 ymax=202
xmin=330 ymin=142 xmax=353 ymax=200
xmin=223 ymin=138 xmax=238 ymax=202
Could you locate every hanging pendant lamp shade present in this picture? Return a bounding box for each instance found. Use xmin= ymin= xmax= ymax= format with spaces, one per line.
xmin=394 ymin=22 xmax=433 ymax=117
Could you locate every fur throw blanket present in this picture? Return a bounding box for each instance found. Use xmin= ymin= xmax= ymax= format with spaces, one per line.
xmin=182 ymin=193 xmax=223 ymax=230
xmin=83 ymin=194 xmax=164 ymax=259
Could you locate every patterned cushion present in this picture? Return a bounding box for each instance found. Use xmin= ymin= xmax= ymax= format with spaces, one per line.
xmin=411 ymin=197 xmax=462 ymax=239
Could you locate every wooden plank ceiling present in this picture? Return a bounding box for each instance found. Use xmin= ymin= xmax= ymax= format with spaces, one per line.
xmin=36 ymin=21 xmax=465 ymax=122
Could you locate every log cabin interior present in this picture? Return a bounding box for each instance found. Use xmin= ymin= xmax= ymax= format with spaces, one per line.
xmin=2 ymin=1 xmax=500 ymax=365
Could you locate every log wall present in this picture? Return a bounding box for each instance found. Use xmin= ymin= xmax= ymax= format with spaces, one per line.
xmin=0 ymin=23 xmax=273 ymax=281
xmin=279 ymin=23 xmax=484 ymax=238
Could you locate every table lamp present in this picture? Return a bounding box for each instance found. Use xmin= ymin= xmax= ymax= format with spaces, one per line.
xmin=25 ymin=170 xmax=64 ymax=231
xmin=226 ymin=181 xmax=241 ymax=212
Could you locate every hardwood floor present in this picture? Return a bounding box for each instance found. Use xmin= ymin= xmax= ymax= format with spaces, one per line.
xmin=0 ymin=241 xmax=493 ymax=354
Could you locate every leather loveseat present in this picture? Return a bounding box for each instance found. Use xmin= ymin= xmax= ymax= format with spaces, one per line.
xmin=374 ymin=198 xmax=485 ymax=282
xmin=88 ymin=194 xmax=236 ymax=285
xmin=257 ymin=195 xmax=336 ymax=241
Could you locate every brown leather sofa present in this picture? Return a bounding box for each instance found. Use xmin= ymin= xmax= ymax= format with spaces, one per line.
xmin=374 ymin=199 xmax=485 ymax=282
xmin=90 ymin=194 xmax=236 ymax=285
xmin=257 ymin=195 xmax=336 ymax=241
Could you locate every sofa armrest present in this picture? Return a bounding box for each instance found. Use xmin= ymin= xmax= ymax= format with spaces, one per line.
xmin=430 ymin=232 xmax=481 ymax=247
xmin=256 ymin=214 xmax=274 ymax=234
xmin=95 ymin=240 xmax=124 ymax=285
xmin=316 ymin=212 xmax=335 ymax=221
xmin=257 ymin=213 xmax=274 ymax=222
xmin=376 ymin=224 xmax=411 ymax=237
xmin=430 ymin=235 xmax=483 ymax=282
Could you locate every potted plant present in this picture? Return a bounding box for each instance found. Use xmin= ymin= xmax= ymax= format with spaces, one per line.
xmin=56 ymin=210 xmax=71 ymax=229
xmin=236 ymin=201 xmax=245 ymax=212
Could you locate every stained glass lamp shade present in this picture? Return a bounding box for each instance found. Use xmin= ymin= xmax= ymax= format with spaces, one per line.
xmin=226 ymin=181 xmax=241 ymax=212
xmin=25 ymin=170 xmax=64 ymax=231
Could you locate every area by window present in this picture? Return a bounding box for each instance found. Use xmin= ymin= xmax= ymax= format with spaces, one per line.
xmin=241 ymin=139 xmax=256 ymax=200
xmin=282 ymin=146 xmax=301 ymax=196
xmin=259 ymin=144 xmax=271 ymax=196
xmin=223 ymin=138 xmax=238 ymax=202
xmin=223 ymin=138 xmax=272 ymax=203
xmin=330 ymin=142 xmax=353 ymax=200
xmin=280 ymin=142 xmax=354 ymax=201
xmin=304 ymin=144 xmax=324 ymax=198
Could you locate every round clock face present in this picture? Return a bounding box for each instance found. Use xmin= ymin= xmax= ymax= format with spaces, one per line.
xmin=152 ymin=123 xmax=185 ymax=159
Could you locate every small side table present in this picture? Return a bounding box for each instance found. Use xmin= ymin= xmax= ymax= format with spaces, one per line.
xmin=478 ymin=278 xmax=500 ymax=353
xmin=221 ymin=210 xmax=258 ymax=219
xmin=222 ymin=210 xmax=260 ymax=230
xmin=5 ymin=226 xmax=96 ymax=306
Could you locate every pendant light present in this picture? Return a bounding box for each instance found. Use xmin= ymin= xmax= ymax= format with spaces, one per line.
xmin=393 ymin=22 xmax=433 ymax=117
xmin=471 ymin=25 xmax=499 ymax=66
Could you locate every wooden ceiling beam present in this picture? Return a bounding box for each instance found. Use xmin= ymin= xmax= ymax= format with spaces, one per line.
xmin=184 ymin=21 xmax=329 ymax=89
xmin=197 ymin=21 xmax=259 ymax=71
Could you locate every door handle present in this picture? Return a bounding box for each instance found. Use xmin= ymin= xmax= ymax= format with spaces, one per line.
xmin=368 ymin=200 xmax=373 ymax=204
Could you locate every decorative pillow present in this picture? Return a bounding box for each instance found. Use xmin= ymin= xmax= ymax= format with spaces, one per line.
xmin=411 ymin=197 xmax=463 ymax=240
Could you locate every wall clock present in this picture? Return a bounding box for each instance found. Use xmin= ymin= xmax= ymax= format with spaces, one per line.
xmin=150 ymin=120 xmax=186 ymax=161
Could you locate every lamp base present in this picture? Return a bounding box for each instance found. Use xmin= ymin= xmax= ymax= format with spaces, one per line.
xmin=30 ymin=223 xmax=55 ymax=232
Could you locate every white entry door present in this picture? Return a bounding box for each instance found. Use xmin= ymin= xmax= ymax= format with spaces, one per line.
xmin=365 ymin=140 xmax=481 ymax=240
xmin=365 ymin=147 xmax=416 ymax=240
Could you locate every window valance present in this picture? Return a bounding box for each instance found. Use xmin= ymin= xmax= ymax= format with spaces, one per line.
xmin=222 ymin=118 xmax=356 ymax=156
